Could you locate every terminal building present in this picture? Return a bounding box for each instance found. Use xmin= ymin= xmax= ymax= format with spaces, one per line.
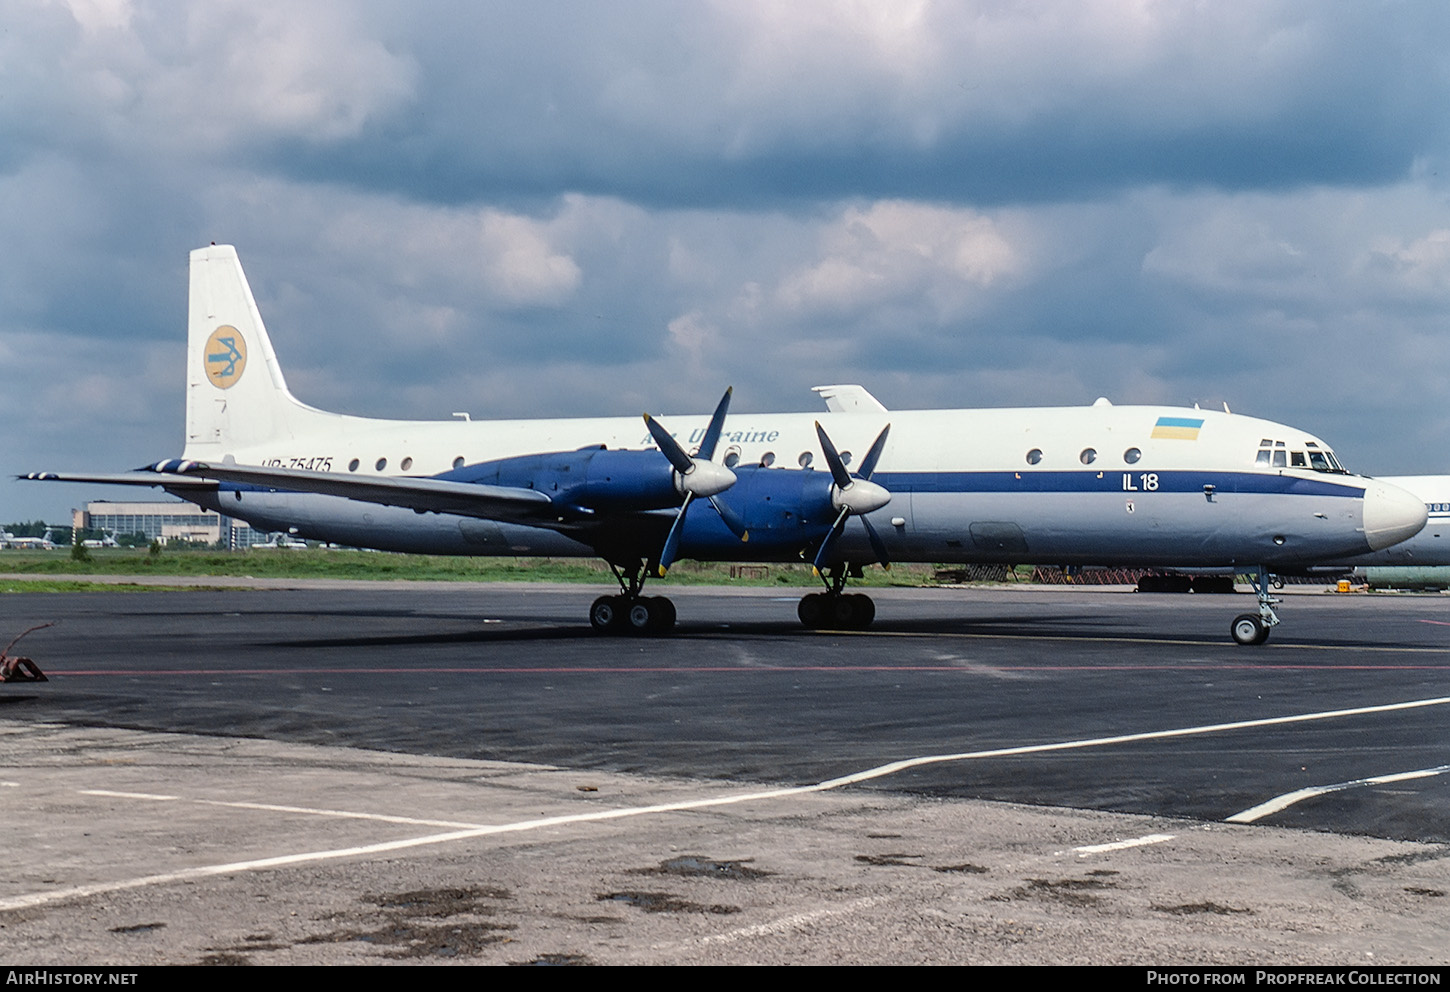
xmin=73 ymin=500 xmax=266 ymax=549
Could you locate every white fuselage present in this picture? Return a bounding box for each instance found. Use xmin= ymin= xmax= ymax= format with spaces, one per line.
xmin=181 ymin=401 xmax=1424 ymax=569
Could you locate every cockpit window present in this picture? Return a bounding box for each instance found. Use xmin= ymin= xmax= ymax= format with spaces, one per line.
xmin=1254 ymin=438 xmax=1347 ymax=473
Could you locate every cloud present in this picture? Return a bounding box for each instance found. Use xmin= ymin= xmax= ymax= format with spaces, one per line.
xmin=775 ymin=201 xmax=1023 ymax=320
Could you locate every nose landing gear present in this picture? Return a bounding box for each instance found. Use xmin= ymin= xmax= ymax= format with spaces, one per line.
xmin=1230 ymin=565 xmax=1280 ymax=645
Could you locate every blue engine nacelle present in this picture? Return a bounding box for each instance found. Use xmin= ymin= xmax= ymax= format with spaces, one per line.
xmin=443 ymin=447 xmax=683 ymax=512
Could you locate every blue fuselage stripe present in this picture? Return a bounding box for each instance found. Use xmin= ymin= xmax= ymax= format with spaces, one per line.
xmin=869 ymin=470 xmax=1360 ymax=498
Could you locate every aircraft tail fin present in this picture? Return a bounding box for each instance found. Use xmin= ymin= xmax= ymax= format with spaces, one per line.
xmin=184 ymin=245 xmax=333 ymax=458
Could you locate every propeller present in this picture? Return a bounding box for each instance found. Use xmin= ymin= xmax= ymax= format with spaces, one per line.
xmin=811 ymin=421 xmax=892 ymax=575
xmin=644 ymin=387 xmax=749 ymax=575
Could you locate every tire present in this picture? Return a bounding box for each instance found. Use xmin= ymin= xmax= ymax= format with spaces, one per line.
xmin=650 ymin=596 xmax=677 ymax=633
xmin=797 ymin=593 xmax=825 ymax=628
xmin=829 ymin=595 xmax=857 ymax=629
xmin=627 ymin=598 xmax=655 ymax=635
xmin=590 ymin=595 xmax=623 ymax=634
xmin=849 ymin=594 xmax=876 ymax=629
xmin=1231 ymin=613 xmax=1269 ymax=646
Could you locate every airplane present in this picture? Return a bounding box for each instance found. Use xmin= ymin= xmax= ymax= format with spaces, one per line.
xmin=22 ymin=244 xmax=1428 ymax=646
xmin=2 ymin=535 xmax=56 ymax=551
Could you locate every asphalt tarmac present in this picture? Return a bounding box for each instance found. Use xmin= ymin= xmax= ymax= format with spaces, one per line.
xmin=3 ymin=580 xmax=1449 ymax=964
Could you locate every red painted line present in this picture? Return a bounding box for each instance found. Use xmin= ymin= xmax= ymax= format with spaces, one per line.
xmin=35 ymin=663 xmax=1450 ymax=677
xmin=1419 ymin=619 xmax=1450 ymax=626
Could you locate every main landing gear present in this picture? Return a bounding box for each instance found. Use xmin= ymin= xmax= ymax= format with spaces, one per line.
xmin=797 ymin=567 xmax=876 ymax=631
xmin=1230 ymin=565 xmax=1281 ymax=646
xmin=590 ymin=560 xmax=677 ymax=636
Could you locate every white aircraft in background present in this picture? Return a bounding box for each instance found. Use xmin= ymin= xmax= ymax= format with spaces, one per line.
xmin=24 ymin=245 xmax=1428 ymax=645
xmin=1324 ymin=476 xmax=1449 ymax=576
xmin=2 ymin=535 xmax=56 ymax=550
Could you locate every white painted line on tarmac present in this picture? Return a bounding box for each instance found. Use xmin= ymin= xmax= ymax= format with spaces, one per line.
xmin=79 ymin=790 xmax=493 ymax=829
xmin=1074 ymin=833 xmax=1176 ymax=855
xmin=190 ymin=798 xmax=488 ymax=830
xmin=811 ymin=695 xmax=1450 ymax=790
xmin=8 ymin=694 xmax=1448 ymax=913
xmin=1225 ymin=765 xmax=1450 ymax=824
xmin=0 ymin=827 xmax=496 ymax=912
xmin=688 ymin=896 xmax=886 ymax=947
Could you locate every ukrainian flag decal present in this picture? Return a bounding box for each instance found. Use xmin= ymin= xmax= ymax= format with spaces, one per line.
xmin=1150 ymin=416 xmax=1203 ymax=441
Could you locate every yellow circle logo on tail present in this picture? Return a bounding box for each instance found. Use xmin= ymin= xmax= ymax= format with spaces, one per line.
xmin=205 ymin=325 xmax=247 ymax=389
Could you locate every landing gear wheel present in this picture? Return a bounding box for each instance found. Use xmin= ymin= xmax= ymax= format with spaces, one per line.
xmin=829 ymin=595 xmax=859 ymax=629
xmin=1231 ymin=613 xmax=1270 ymax=646
xmin=800 ymin=592 xmax=876 ymax=630
xmin=622 ymin=596 xmax=677 ymax=636
xmin=798 ymin=593 xmax=826 ymax=628
xmin=848 ymin=593 xmax=875 ymax=629
xmin=590 ymin=595 xmax=625 ymax=633
xmin=627 ymin=599 xmax=655 ymax=634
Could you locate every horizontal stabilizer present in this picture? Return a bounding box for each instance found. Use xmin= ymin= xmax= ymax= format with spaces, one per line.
xmin=21 ymin=471 xmax=218 ymax=489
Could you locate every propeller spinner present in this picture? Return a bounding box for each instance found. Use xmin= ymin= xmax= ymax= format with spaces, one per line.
xmin=811 ymin=421 xmax=892 ymax=575
xmin=644 ymin=387 xmax=749 ymax=575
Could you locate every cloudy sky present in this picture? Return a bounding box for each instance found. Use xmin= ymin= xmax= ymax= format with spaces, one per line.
xmin=4 ymin=0 xmax=1450 ymax=522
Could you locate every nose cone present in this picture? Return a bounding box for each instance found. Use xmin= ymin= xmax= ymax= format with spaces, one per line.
xmin=1363 ymin=479 xmax=1428 ymax=551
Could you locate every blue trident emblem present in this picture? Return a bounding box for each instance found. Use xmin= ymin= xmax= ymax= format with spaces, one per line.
xmin=207 ymin=336 xmax=243 ymax=380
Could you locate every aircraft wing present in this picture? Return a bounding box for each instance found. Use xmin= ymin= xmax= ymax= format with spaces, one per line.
xmin=154 ymin=461 xmax=562 ymax=526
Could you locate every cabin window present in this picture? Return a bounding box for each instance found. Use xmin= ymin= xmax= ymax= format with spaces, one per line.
xmin=1290 ymin=452 xmax=1306 ymax=468
xmin=1079 ymin=448 xmax=1097 ymax=465
xmin=1272 ymin=450 xmax=1286 ymax=468
xmin=798 ymin=452 xmax=814 ymax=469
xmin=1123 ymin=447 xmax=1141 ymax=465
xmin=1307 ymin=451 xmax=1330 ymax=471
xmin=348 ymin=458 xmax=360 ymax=472
xmin=840 ymin=451 xmax=853 ymax=466
xmin=1255 ymin=450 xmax=1271 ymax=465
xmin=401 ymin=457 xmax=413 ymax=472
xmin=1026 ymin=448 xmax=1043 ymax=465
xmin=760 ymin=451 xmax=776 ymax=468
xmin=724 ymin=451 xmax=740 ymax=468
xmin=375 ymin=457 xmax=387 ymax=471
xmin=452 ymin=456 xmax=464 ymax=469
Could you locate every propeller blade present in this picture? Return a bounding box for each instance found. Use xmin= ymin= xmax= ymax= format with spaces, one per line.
xmin=857 ymin=424 xmax=891 ymax=479
xmin=696 ymin=387 xmax=732 ymax=462
xmin=814 ymin=422 xmax=853 ymax=491
xmin=861 ymin=516 xmax=891 ymax=570
xmin=657 ymin=492 xmax=694 ymax=576
xmin=708 ymin=496 xmax=749 ymax=541
xmin=812 ymin=507 xmax=851 ymax=575
xmin=644 ymin=414 xmax=694 ymax=475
